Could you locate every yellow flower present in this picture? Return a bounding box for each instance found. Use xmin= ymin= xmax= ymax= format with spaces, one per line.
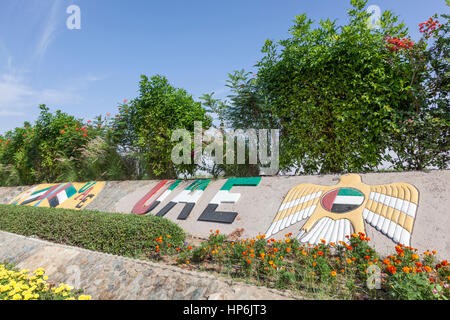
xmin=78 ymin=295 xmax=92 ymax=300
xmin=12 ymin=293 xmax=22 ymax=300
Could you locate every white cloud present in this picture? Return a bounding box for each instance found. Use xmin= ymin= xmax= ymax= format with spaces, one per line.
xmin=0 ymin=65 xmax=81 ymax=115
xmin=0 ymin=110 xmax=25 ymax=116
xmin=34 ymin=0 xmax=63 ymax=61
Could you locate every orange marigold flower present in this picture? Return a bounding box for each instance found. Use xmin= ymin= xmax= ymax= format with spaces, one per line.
xmin=247 ymin=259 xmax=252 ymax=264
xmin=387 ymin=265 xmax=397 ymax=274
xmin=186 ymin=260 xmax=190 ymax=264
xmin=402 ymin=267 xmax=410 ymax=273
xmin=317 ymin=251 xmax=324 ymax=256
xmin=312 ymin=262 xmax=317 ymax=267
xmin=383 ymin=259 xmax=391 ymax=265
xmin=286 ymin=248 xmax=291 ymax=253
xmin=424 ymin=266 xmax=432 ymax=272
xmin=331 ymin=271 xmax=337 ymax=277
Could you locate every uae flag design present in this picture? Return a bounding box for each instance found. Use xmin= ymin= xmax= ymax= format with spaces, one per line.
xmin=47 ymin=184 xmax=78 ymax=207
xmin=321 ymin=188 xmax=365 ymax=213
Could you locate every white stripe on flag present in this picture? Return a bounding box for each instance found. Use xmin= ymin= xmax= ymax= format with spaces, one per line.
xmin=333 ymin=195 xmax=364 ymax=205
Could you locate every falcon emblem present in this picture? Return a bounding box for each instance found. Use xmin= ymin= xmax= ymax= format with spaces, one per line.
xmin=265 ymin=174 xmax=419 ymax=247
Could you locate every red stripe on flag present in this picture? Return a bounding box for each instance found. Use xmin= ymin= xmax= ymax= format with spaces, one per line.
xmin=132 ymin=180 xmax=169 ymax=215
xmin=321 ymin=189 xmax=339 ymax=211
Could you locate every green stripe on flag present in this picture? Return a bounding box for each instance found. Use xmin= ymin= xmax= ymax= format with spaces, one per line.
xmin=337 ymin=188 xmax=363 ymax=197
xmin=169 ymin=180 xmax=182 ymax=191
xmin=220 ymin=177 xmax=262 ymax=191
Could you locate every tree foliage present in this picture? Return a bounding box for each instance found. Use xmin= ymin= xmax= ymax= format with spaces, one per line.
xmin=112 ymin=75 xmax=212 ymax=179
xmin=255 ymin=0 xmax=419 ymax=174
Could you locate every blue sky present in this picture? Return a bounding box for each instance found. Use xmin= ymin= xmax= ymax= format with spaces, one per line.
xmin=0 ymin=0 xmax=448 ymax=133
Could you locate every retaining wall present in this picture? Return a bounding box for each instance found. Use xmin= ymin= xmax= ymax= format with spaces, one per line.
xmin=0 ymin=231 xmax=297 ymax=300
xmin=1 ymin=170 xmax=449 ymax=258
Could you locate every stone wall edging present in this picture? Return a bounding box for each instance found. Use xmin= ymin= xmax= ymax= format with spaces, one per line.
xmin=0 ymin=230 xmax=300 ymax=300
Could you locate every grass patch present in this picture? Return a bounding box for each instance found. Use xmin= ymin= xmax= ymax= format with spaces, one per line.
xmin=0 ymin=204 xmax=185 ymax=259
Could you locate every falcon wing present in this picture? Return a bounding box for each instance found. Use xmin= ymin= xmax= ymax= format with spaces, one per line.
xmin=298 ymin=217 xmax=353 ymax=245
xmin=363 ymin=182 xmax=419 ymax=247
xmin=265 ymin=183 xmax=324 ymax=238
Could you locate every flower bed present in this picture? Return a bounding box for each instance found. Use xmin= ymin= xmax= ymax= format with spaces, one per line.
xmin=152 ymin=230 xmax=450 ymax=300
xmin=0 ymin=264 xmax=91 ymax=300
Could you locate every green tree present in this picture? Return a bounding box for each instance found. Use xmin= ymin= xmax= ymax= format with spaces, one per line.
xmin=0 ymin=105 xmax=126 ymax=186
xmin=384 ymin=12 xmax=449 ymax=170
xmin=256 ymin=0 xmax=413 ymax=174
xmin=200 ymin=70 xmax=277 ymax=177
xmin=112 ymin=75 xmax=212 ymax=179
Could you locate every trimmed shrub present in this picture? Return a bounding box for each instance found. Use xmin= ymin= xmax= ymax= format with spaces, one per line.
xmin=0 ymin=205 xmax=185 ymax=259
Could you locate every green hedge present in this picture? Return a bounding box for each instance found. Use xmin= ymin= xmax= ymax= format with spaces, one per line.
xmin=0 ymin=204 xmax=185 ymax=258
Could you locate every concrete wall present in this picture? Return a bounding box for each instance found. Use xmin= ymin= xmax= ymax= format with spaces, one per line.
xmin=1 ymin=170 xmax=449 ymax=259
